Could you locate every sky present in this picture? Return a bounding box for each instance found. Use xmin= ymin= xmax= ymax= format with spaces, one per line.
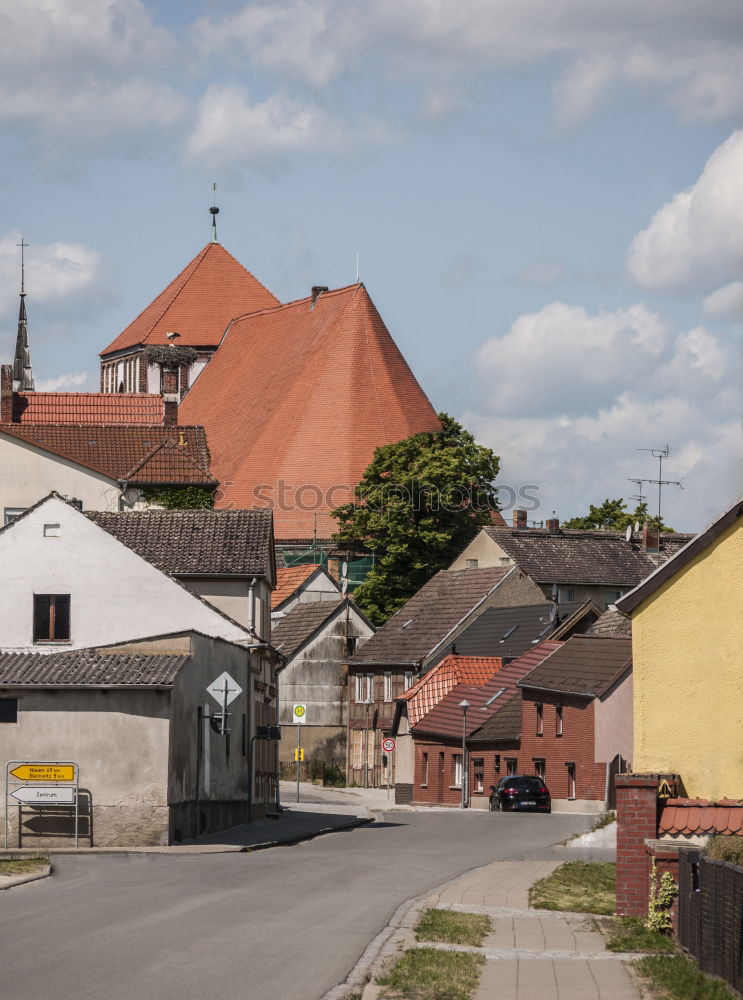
xmin=0 ymin=0 xmax=741 ymax=532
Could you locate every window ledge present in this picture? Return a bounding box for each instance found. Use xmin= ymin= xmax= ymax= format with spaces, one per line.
xmin=449 ymin=785 xmax=462 ymax=790
xmin=34 ymin=640 xmax=72 ymax=646
xmin=420 ymin=784 xmax=428 ymax=789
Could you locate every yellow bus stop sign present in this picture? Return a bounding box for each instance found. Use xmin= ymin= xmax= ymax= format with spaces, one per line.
xmin=10 ymin=764 xmax=75 ymax=782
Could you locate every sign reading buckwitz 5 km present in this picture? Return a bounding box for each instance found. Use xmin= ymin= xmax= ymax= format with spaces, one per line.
xmin=10 ymin=764 xmax=76 ymax=782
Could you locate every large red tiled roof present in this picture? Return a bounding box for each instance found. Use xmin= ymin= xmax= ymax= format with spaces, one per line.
xmin=100 ymin=243 xmax=279 ymax=355
xmin=13 ymin=392 xmax=164 ymax=424
xmin=413 ymin=641 xmax=562 ymax=741
xmin=179 ymin=283 xmax=441 ymax=539
xmin=0 ymin=424 xmax=215 ymax=485
xmin=272 ymin=565 xmax=322 ymax=609
xmin=660 ymin=798 xmax=743 ymax=836
xmin=400 ymin=654 xmax=504 ymax=727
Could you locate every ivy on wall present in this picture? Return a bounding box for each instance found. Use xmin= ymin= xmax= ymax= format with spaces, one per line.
xmin=141 ymin=486 xmax=215 ymax=510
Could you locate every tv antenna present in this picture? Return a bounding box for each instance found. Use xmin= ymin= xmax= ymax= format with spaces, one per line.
xmin=633 ymin=445 xmax=682 ymax=526
xmin=627 ymin=478 xmax=646 ymax=505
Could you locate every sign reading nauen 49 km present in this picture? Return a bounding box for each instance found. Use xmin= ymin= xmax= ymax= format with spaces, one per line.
xmin=10 ymin=764 xmax=75 ymax=782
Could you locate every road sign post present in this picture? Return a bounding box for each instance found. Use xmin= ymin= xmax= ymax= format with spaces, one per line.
xmin=5 ymin=761 xmax=79 ymax=848
xmin=382 ymin=738 xmax=396 ymax=799
xmin=292 ymin=705 xmax=306 ymax=803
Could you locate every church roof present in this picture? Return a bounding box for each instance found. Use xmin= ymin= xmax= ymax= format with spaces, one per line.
xmin=12 ymin=392 xmax=164 ymax=424
xmin=178 ymin=283 xmax=441 ymax=539
xmin=100 ymin=242 xmax=279 ymax=356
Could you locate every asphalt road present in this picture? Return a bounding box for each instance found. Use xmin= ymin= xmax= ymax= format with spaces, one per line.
xmin=0 ymin=811 xmax=592 ymax=1000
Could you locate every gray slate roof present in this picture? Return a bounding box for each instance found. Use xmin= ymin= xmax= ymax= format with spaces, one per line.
xmin=350 ymin=566 xmax=511 ymax=667
xmin=87 ymin=508 xmax=273 ymax=577
xmin=586 ymin=609 xmax=632 ymax=638
xmin=484 ymin=526 xmax=692 ymax=586
xmin=518 ymin=635 xmax=631 ymax=697
xmin=468 ymin=694 xmax=522 ymax=744
xmin=451 ymin=601 xmax=586 ymax=660
xmin=272 ymin=599 xmax=345 ymax=658
xmin=0 ymin=649 xmax=188 ymax=686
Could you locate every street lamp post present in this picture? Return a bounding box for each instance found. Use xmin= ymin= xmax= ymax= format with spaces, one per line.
xmin=459 ymin=699 xmax=470 ymax=809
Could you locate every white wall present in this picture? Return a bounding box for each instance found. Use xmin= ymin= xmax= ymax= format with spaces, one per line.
xmin=0 ymin=497 xmax=251 ymax=651
xmin=0 ymin=435 xmax=122 ymax=518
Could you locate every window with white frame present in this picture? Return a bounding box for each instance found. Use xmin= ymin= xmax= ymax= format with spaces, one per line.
xmin=453 ymin=754 xmax=463 ymax=788
xmin=421 ymin=752 xmax=429 ymax=786
xmin=566 ymin=762 xmax=576 ymax=798
xmin=355 ymin=673 xmax=373 ymax=703
xmin=556 ymin=704 xmax=563 ymax=736
xmin=383 ymin=672 xmax=392 ymax=702
xmin=533 ymin=758 xmax=546 ymax=780
xmin=473 ymin=758 xmax=484 ymax=793
xmin=403 ymin=670 xmax=414 ymax=691
xmin=536 ymin=702 xmax=544 ymax=736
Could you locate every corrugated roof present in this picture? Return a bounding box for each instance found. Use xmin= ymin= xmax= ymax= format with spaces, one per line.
xmin=450 ymin=601 xmax=586 ymax=660
xmin=11 ymin=392 xmax=164 ymax=424
xmin=271 ymin=598 xmax=346 ymax=658
xmin=586 ymin=609 xmax=632 ymax=639
xmin=659 ymin=799 xmax=743 ymax=836
xmin=350 ymin=566 xmax=511 ymax=666
xmin=0 ymin=424 xmax=215 ymax=485
xmin=100 ymin=242 xmax=279 ymax=354
xmin=400 ymin=654 xmax=504 ymax=727
xmin=518 ymin=635 xmax=631 ymax=697
xmin=178 ymin=283 xmax=441 ymax=539
xmin=272 ymin=565 xmax=324 ymax=609
xmin=86 ymin=508 xmax=273 ymax=577
xmin=0 ymin=649 xmax=187 ymax=686
xmin=484 ymin=526 xmax=692 ymax=586
xmin=414 ymin=641 xmax=562 ymax=741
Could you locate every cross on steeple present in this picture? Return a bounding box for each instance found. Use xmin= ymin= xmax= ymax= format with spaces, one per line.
xmin=210 ymin=183 xmax=220 ymax=243
xmin=13 ymin=235 xmax=35 ymax=392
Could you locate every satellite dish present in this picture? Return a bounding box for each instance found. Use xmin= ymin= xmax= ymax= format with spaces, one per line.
xmin=550 ymin=583 xmax=558 ymax=601
xmin=341 ymin=578 xmax=348 ymax=594
xmin=341 ymin=561 xmax=348 ymax=577
xmin=625 ymin=524 xmax=633 ymax=542
xmin=634 ymin=521 xmax=641 ymax=533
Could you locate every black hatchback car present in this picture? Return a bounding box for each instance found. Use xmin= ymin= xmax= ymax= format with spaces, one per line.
xmin=489 ymin=775 xmax=551 ymax=813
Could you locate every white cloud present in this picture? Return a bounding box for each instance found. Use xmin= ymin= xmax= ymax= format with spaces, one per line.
xmin=465 ymin=299 xmax=740 ymax=531
xmin=703 ymin=281 xmax=743 ymax=318
xmin=626 ymin=130 xmax=743 ymax=291
xmin=35 ymin=372 xmax=89 ymax=392
xmin=196 ymin=1 xmax=743 ymax=129
xmin=186 ymin=84 xmax=394 ymax=169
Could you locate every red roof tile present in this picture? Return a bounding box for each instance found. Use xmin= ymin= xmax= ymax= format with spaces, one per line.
xmin=400 ymin=654 xmax=504 ymax=727
xmin=13 ymin=392 xmax=164 ymax=424
xmin=659 ymin=799 xmax=743 ymax=836
xmin=100 ymin=243 xmax=279 ymax=354
xmin=0 ymin=424 xmax=214 ymax=485
xmin=272 ymin=565 xmax=322 ymax=609
xmin=179 ymin=283 xmax=441 ymax=539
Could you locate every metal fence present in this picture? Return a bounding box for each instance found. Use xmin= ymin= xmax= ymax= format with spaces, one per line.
xmin=678 ymin=849 xmax=743 ymax=994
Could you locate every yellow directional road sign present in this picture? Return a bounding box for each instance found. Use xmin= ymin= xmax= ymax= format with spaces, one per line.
xmin=10 ymin=764 xmax=75 ymax=782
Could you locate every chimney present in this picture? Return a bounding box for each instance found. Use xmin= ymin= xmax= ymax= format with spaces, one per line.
xmin=642 ymin=523 xmax=660 ymax=553
xmin=545 ymin=517 xmax=560 ymax=533
xmin=163 ymin=399 xmax=178 ymax=426
xmin=177 ymin=430 xmax=187 ymax=447
xmin=0 ymin=365 xmax=12 ymax=423
xmin=311 ymin=285 xmax=329 ymax=305
xmin=513 ymin=508 xmax=527 ymax=530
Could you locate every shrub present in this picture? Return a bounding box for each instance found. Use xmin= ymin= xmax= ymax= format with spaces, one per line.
xmin=705 ymin=835 xmax=743 ymax=867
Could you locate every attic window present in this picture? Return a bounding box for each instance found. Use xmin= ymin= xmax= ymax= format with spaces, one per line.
xmin=401 ymin=619 xmax=413 ymax=629
xmin=483 ymin=688 xmax=505 ymax=708
xmin=43 ymin=523 xmax=61 ymax=537
xmin=500 ymin=625 xmax=518 ymax=642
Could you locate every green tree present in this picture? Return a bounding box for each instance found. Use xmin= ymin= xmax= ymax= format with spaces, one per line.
xmin=332 ymin=413 xmax=500 ymax=624
xmin=563 ymin=498 xmax=671 ymax=532
xmin=140 ymin=486 xmax=214 ymax=510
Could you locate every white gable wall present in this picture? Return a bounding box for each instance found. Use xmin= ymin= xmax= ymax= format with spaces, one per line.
xmin=0 ymin=497 xmax=250 ymax=651
xmin=0 ymin=434 xmax=122 ymax=518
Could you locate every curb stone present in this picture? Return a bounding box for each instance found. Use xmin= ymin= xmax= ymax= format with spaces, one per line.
xmin=0 ymin=863 xmax=52 ymax=890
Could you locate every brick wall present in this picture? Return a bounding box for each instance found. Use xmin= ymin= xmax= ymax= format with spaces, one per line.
xmin=412 ymin=739 xmax=519 ymax=807
xmin=520 ymin=689 xmax=606 ymax=800
xmin=616 ymin=773 xmax=678 ymax=917
xmin=0 ymin=364 xmax=12 ymax=422
xmin=648 ymin=842 xmax=681 ymax=932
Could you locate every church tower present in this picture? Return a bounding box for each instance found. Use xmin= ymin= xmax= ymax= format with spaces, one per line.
xmin=12 ymin=237 xmax=34 ymax=392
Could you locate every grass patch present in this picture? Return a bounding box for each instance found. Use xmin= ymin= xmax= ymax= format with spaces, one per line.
xmin=604 ymin=917 xmax=676 ymax=953
xmin=377 ymin=947 xmax=485 ymax=1000
xmin=415 ymin=909 xmax=491 ymax=947
xmin=0 ymin=854 xmax=48 ymax=876
xmin=635 ymin=955 xmax=736 ymax=999
xmin=529 ymin=861 xmax=616 ymax=915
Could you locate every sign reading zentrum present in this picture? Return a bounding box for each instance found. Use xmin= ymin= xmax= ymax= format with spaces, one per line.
xmin=5 ymin=760 xmax=80 ymax=848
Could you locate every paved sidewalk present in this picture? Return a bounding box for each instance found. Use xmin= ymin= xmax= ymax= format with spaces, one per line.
xmin=420 ymin=861 xmax=641 ymax=1000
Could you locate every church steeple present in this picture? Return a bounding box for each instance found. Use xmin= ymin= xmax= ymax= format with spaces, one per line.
xmin=210 ymin=183 xmax=219 ymax=243
xmin=12 ymin=237 xmax=34 ymax=392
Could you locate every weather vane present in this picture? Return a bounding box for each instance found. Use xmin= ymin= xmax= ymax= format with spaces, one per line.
xmin=210 ymin=182 xmax=219 ymax=243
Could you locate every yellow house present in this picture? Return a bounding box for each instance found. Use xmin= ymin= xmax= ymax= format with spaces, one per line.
xmin=617 ymin=499 xmax=743 ymax=801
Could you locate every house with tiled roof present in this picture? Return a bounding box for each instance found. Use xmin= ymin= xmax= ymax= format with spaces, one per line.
xmin=0 ymin=423 xmax=217 ymax=524
xmin=450 ymin=510 xmax=693 ymax=610
xmin=272 ymin=564 xmax=341 ymax=616
xmin=271 ymin=597 xmax=374 ymax=765
xmin=405 ymin=642 xmax=562 ymax=808
xmin=346 ymin=564 xmax=544 ymax=788
xmin=0 ymin=494 xmax=273 ymax=651
xmin=0 ymin=630 xmax=280 ymax=846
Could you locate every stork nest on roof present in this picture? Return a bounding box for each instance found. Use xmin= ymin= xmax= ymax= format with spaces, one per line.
xmin=142 ymin=345 xmax=199 ymax=367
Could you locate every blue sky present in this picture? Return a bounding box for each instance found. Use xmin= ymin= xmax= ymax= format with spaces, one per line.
xmin=0 ymin=0 xmax=741 ymax=531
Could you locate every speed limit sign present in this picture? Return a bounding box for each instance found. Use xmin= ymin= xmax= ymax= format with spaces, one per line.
xmin=382 ymin=737 xmax=396 ymax=753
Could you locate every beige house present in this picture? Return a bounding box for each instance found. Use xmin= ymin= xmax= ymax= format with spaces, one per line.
xmin=0 ymin=630 xmax=280 ymax=847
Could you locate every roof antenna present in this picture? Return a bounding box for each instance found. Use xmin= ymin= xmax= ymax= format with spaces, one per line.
xmin=13 ymin=235 xmax=35 ymax=392
xmin=356 ymin=251 xmax=360 ymax=283
xmin=210 ymin=183 xmax=219 ymax=243
xmin=633 ymin=445 xmax=682 ymax=527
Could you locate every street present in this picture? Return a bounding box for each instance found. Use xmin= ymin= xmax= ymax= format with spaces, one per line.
xmin=0 ymin=810 xmax=591 ymax=1000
